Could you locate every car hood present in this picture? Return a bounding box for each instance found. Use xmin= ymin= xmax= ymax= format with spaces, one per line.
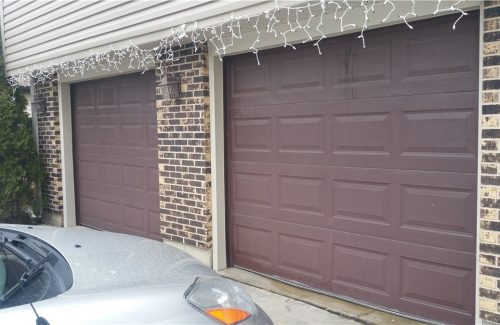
xmin=0 ymin=224 xmax=216 ymax=296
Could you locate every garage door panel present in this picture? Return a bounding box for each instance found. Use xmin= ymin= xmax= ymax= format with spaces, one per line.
xmin=231 ymin=216 xmax=276 ymax=274
xmin=332 ymin=179 xmax=392 ymax=226
xmin=100 ymin=200 xmax=122 ymax=225
xmin=332 ymin=112 xmax=391 ymax=155
xmin=231 ymin=117 xmax=273 ymax=154
xmin=99 ymin=161 xmax=121 ymax=186
xmin=397 ymin=261 xmax=475 ymax=325
xmin=147 ymin=210 xmax=162 ymax=241
xmin=400 ymin=184 xmax=476 ymax=249
xmin=331 ymin=244 xmax=392 ymax=300
xmin=73 ymin=86 xmax=95 ymax=107
xmin=120 ymin=81 xmax=146 ymax=104
xmin=329 ymin=230 xmax=398 ymax=307
xmin=393 ymin=18 xmax=478 ymax=97
xmin=400 ymin=257 xmax=474 ymax=312
xmin=277 ymin=115 xmax=326 ymax=154
xmin=227 ymin=14 xmax=478 ymax=111
xmin=275 ymin=47 xmax=326 ymax=93
xmin=122 ymin=205 xmax=147 ymax=234
xmin=148 ymin=166 xmax=160 ymax=193
xmin=121 ymin=124 xmax=146 ymax=147
xmin=75 ymin=125 xmax=96 ymax=146
xmin=277 ymin=175 xmax=327 ymax=217
xmin=122 ymin=164 xmax=145 ymax=190
xmin=73 ymin=71 xmax=160 ymax=240
xmin=328 ymin=230 xmax=475 ymax=322
xmin=275 ymin=223 xmax=330 ymax=289
xmin=228 ymin=13 xmax=478 ymax=324
xmin=227 ymin=55 xmax=273 ymax=107
xmin=231 ymin=170 xmax=274 ymax=209
xmin=147 ymin=124 xmax=159 ymax=148
xmin=98 ymin=125 xmax=120 ymax=145
xmin=98 ymin=85 xmax=117 ymax=106
xmin=77 ymin=159 xmax=98 ymax=181
xmin=229 ymin=94 xmax=477 ymax=173
xmin=340 ymin=39 xmax=394 ymax=99
xmin=400 ymin=109 xmax=476 ymax=158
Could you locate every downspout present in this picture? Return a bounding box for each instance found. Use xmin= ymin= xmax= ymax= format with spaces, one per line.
xmin=30 ymin=79 xmax=43 ymax=222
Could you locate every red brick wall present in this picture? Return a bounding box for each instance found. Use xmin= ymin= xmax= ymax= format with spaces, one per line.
xmin=156 ymin=44 xmax=212 ymax=249
xmin=480 ymin=2 xmax=500 ymax=323
xmin=33 ymin=78 xmax=63 ymax=223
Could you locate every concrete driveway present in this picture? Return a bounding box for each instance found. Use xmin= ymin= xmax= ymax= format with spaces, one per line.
xmin=242 ymin=284 xmax=361 ymax=325
xmin=220 ymin=268 xmax=427 ymax=325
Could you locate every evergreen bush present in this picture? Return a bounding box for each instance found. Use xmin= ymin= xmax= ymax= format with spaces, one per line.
xmin=0 ymin=84 xmax=45 ymax=224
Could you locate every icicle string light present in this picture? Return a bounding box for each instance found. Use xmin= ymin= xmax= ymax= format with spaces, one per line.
xmin=7 ymin=0 xmax=470 ymax=88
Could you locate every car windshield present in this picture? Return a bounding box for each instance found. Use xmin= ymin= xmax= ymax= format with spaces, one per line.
xmin=0 ymin=229 xmax=72 ymax=309
xmin=0 ymin=247 xmax=50 ymax=308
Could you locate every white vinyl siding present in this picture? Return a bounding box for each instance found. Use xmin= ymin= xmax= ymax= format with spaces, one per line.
xmin=0 ymin=0 xmax=275 ymax=75
xmin=0 ymin=0 xmax=481 ymax=76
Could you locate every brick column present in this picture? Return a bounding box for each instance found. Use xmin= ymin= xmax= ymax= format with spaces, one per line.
xmin=32 ymin=78 xmax=63 ymax=226
xmin=480 ymin=2 xmax=500 ymax=323
xmin=156 ymin=44 xmax=212 ymax=250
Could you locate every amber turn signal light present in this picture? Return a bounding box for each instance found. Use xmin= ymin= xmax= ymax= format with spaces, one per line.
xmin=205 ymin=307 xmax=251 ymax=325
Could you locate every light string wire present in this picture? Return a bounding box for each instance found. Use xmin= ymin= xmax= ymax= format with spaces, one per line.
xmin=7 ymin=0 xmax=468 ymax=90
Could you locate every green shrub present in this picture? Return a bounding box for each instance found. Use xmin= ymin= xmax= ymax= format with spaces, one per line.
xmin=0 ymin=84 xmax=45 ymax=224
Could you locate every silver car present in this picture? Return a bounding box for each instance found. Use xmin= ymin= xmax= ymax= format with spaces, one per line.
xmin=0 ymin=224 xmax=272 ymax=325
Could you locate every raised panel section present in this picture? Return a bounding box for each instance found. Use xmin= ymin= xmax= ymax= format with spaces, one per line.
xmin=233 ymin=172 xmax=272 ymax=208
xmin=121 ymin=81 xmax=144 ymax=104
xmin=332 ymin=245 xmax=389 ymax=294
xmin=74 ymin=87 xmax=94 ymax=107
xmin=333 ymin=180 xmax=390 ymax=225
xmin=99 ymin=125 xmax=120 ymax=146
xmin=231 ymin=60 xmax=271 ymax=96
xmin=79 ymin=197 xmax=99 ymax=221
xmin=147 ymin=124 xmax=158 ymax=147
xmin=123 ymin=165 xmax=144 ymax=190
xmin=76 ymin=126 xmax=95 ymax=146
xmin=405 ymin=34 xmax=474 ymax=80
xmin=401 ymin=185 xmax=474 ymax=236
xmin=100 ymin=162 xmax=121 ymax=186
xmin=232 ymin=118 xmax=272 ymax=152
xmin=78 ymin=160 xmax=98 ymax=181
xmin=401 ymin=109 xmax=475 ymax=157
xmin=278 ymin=176 xmax=326 ymax=216
xmin=277 ymin=234 xmax=324 ymax=279
xmin=400 ymin=258 xmax=472 ymax=311
xmin=277 ymin=53 xmax=324 ymax=92
xmin=332 ymin=113 xmax=391 ymax=154
xmin=98 ymin=86 xmax=117 ymax=106
xmin=350 ymin=44 xmax=391 ymax=85
xmin=148 ymin=167 xmax=159 ymax=193
xmin=234 ymin=224 xmax=273 ymax=266
xmin=123 ymin=205 xmax=146 ymax=233
xmin=277 ymin=116 xmax=324 ymax=153
xmin=122 ymin=125 xmax=144 ymax=147
xmin=101 ymin=200 xmax=122 ymax=225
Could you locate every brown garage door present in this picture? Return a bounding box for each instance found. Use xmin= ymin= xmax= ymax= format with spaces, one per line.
xmin=72 ymin=71 xmax=161 ymax=241
xmin=226 ymin=13 xmax=478 ymax=324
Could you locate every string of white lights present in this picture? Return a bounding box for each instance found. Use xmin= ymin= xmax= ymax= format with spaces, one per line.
xmin=7 ymin=0 xmax=469 ymax=89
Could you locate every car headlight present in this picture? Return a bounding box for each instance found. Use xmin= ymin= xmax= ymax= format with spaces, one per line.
xmin=184 ymin=276 xmax=256 ymax=325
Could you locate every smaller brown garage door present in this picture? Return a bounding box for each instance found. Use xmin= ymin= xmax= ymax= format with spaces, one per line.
xmin=72 ymin=71 xmax=161 ymax=240
xmin=227 ymin=13 xmax=478 ymax=325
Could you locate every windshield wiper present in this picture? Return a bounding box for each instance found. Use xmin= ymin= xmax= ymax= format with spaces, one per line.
xmin=0 ymin=243 xmax=56 ymax=305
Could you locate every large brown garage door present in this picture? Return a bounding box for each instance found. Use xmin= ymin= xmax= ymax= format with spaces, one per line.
xmin=72 ymin=71 xmax=161 ymax=241
xmin=227 ymin=14 xmax=478 ymax=324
